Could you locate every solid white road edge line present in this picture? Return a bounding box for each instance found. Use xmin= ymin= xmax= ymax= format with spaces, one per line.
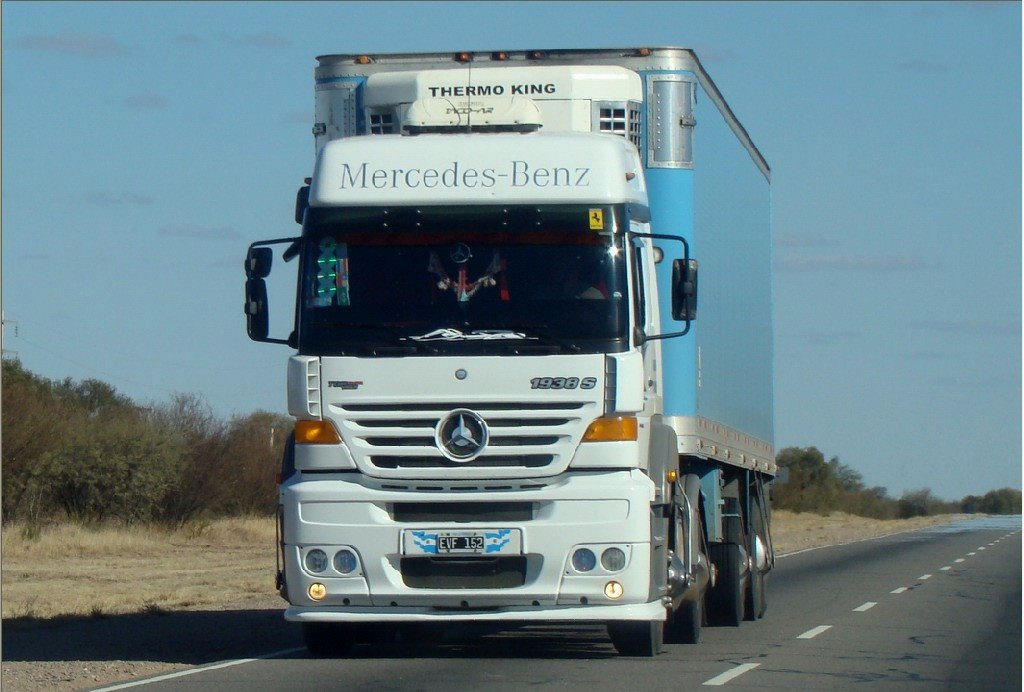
xmin=703 ymin=663 xmax=761 ymax=686
xmin=796 ymin=625 xmax=832 ymax=639
xmin=92 ymin=647 xmax=306 ymax=691
xmin=853 ymin=602 xmax=877 ymax=612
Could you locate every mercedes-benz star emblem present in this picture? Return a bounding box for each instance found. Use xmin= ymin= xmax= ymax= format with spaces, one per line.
xmin=450 ymin=243 xmax=472 ymax=264
xmin=435 ymin=409 xmax=488 ymax=462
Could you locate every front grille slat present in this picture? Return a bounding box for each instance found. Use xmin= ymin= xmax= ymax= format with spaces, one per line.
xmin=371 ymin=455 xmax=553 ymax=469
xmin=331 ymin=399 xmax=598 ymax=477
xmin=339 ymin=402 xmax=588 ymax=412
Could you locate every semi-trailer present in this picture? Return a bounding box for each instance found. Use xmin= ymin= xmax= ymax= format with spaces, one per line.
xmin=244 ymin=47 xmax=775 ymax=656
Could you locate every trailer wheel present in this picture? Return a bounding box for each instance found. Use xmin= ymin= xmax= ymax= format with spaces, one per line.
xmin=744 ymin=566 xmax=764 ymax=621
xmin=607 ymin=620 xmax=663 ymax=656
xmin=666 ymin=596 xmax=703 ymax=644
xmin=302 ymin=623 xmax=355 ymax=657
xmin=708 ymin=543 xmax=746 ymax=626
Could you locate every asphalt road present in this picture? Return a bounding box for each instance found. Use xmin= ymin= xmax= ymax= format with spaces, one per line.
xmin=95 ymin=516 xmax=1021 ymax=691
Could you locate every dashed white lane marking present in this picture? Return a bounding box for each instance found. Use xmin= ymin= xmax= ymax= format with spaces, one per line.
xmin=978 ymin=546 xmax=986 ymax=550
xmin=968 ymin=552 xmax=976 ymax=556
xmin=853 ymin=602 xmax=877 ymax=612
xmin=940 ymin=566 xmax=951 ymax=571
xmin=93 ymin=647 xmax=306 ymax=691
xmin=703 ymin=663 xmax=760 ymax=686
xmin=954 ymin=558 xmax=965 ymax=563
xmin=918 ymin=574 xmax=932 ymax=580
xmin=891 ymin=586 xmax=908 ymax=594
xmin=797 ymin=625 xmax=832 ymax=639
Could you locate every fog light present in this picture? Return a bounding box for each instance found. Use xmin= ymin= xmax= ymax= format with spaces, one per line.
xmin=604 ymin=581 xmax=624 ymax=600
xmin=334 ymin=549 xmax=357 ymax=574
xmin=601 ymin=547 xmax=626 ymax=571
xmin=572 ymin=548 xmax=597 ymax=572
xmin=305 ymin=549 xmax=328 ymax=573
xmin=308 ymin=583 xmax=327 ymax=600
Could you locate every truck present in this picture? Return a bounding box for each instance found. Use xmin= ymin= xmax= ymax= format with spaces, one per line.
xmin=243 ymin=47 xmax=775 ymax=657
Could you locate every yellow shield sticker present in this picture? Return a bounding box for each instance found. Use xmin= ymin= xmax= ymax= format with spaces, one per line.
xmin=589 ymin=209 xmax=604 ymax=230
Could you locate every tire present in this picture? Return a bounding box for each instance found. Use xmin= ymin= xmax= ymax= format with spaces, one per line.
xmin=744 ymin=567 xmax=764 ymax=622
xmin=303 ymin=623 xmax=355 ymax=657
xmin=746 ymin=485 xmax=769 ymax=620
xmin=708 ymin=543 xmax=746 ymax=626
xmin=607 ymin=620 xmax=663 ymax=656
xmin=665 ymin=596 xmax=702 ymax=644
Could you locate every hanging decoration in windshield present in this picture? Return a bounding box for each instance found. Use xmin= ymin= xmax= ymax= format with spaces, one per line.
xmin=427 ymin=243 xmax=509 ymax=304
xmin=313 ymin=238 xmax=351 ymax=306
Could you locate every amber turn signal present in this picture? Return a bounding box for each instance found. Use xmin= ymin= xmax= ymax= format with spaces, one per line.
xmin=582 ymin=416 xmax=638 ymax=442
xmin=294 ymin=420 xmax=342 ymax=445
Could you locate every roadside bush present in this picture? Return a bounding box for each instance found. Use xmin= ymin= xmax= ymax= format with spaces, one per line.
xmin=37 ymin=422 xmax=185 ymax=523
xmin=961 ymin=488 xmax=1022 ymax=515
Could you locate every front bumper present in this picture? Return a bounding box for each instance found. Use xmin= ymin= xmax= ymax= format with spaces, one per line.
xmin=281 ymin=469 xmax=663 ymax=622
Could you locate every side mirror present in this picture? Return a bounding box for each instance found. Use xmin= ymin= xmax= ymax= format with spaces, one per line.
xmin=295 ymin=186 xmax=310 ymax=225
xmin=245 ymin=247 xmax=273 ymax=279
xmin=245 ymin=278 xmax=269 ymax=341
xmin=671 ymin=258 xmax=698 ymax=321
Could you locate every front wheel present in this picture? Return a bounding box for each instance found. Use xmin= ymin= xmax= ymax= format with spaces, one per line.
xmin=607 ymin=619 xmax=663 ymax=657
xmin=665 ymin=596 xmax=703 ymax=644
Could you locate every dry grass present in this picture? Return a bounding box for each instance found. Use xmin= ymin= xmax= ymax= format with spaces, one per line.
xmin=1 ymin=512 xmax=962 ymax=622
xmin=771 ymin=510 xmax=963 ymax=554
xmin=1 ymin=517 xmax=278 ymax=621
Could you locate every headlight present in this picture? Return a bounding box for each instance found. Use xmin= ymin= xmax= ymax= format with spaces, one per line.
xmin=572 ymin=548 xmax=597 ymax=572
xmin=333 ymin=549 xmax=358 ymax=574
xmin=601 ymin=547 xmax=626 ymax=571
xmin=304 ymin=549 xmax=328 ymax=573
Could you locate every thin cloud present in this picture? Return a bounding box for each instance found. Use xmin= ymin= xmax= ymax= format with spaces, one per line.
xmin=125 ymin=93 xmax=169 ymax=110
xmin=691 ymin=44 xmax=735 ymax=64
xmin=776 ymin=253 xmax=928 ymax=273
xmin=81 ymin=192 xmax=155 ymax=207
xmin=779 ymin=331 xmax=862 ymax=346
xmin=909 ymin=320 xmax=1020 ymax=337
xmin=775 ymin=233 xmax=838 ymax=249
xmin=283 ymin=110 xmax=310 ymax=124
xmin=158 ymin=224 xmax=243 ymax=241
xmin=219 ymin=32 xmax=292 ymax=48
xmin=929 ymin=376 xmax=1016 ymax=388
xmin=899 ymin=350 xmax=952 ymax=361
xmin=897 ymin=59 xmax=952 ymax=75
xmin=13 ymin=31 xmax=128 ymax=57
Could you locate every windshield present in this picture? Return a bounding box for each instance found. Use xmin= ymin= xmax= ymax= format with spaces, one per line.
xmin=298 ymin=205 xmax=629 ymax=356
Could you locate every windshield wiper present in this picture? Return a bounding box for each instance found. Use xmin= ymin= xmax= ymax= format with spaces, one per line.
xmin=467 ymin=323 xmax=581 ymax=354
xmin=326 ymin=323 xmax=438 ymax=355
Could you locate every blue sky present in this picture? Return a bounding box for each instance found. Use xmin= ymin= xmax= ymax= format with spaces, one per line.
xmin=2 ymin=1 xmax=1020 ymax=500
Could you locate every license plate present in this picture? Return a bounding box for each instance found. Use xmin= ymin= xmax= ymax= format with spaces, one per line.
xmin=404 ymin=529 xmax=521 ymax=556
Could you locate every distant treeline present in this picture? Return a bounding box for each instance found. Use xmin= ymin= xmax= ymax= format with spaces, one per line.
xmin=2 ymin=361 xmax=1020 ymax=525
xmin=2 ymin=359 xmax=288 ymax=524
xmin=773 ymin=446 xmax=1022 ymax=519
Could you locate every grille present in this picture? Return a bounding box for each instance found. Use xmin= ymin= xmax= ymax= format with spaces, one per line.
xmin=333 ymin=400 xmax=597 ymax=478
xmin=594 ymin=101 xmax=642 ymax=148
xmin=392 ymin=502 xmax=534 ymax=523
xmin=400 ymin=556 xmax=527 ymax=589
xmin=370 ymin=455 xmax=553 ymax=469
xmin=369 ymin=111 xmax=396 ymax=135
